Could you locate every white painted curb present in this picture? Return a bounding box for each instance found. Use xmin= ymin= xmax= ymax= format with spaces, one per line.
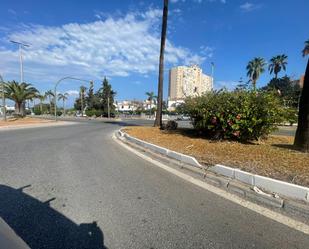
xmin=119 ymin=129 xmax=309 ymax=202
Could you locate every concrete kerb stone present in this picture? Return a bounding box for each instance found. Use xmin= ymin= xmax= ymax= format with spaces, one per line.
xmin=234 ymin=169 xmax=255 ymax=185
xmin=254 ymin=175 xmax=309 ymax=202
xmin=167 ymin=150 xmax=183 ymax=161
xmin=181 ymin=154 xmax=202 ymax=168
xmin=209 ymin=164 xmax=235 ymax=178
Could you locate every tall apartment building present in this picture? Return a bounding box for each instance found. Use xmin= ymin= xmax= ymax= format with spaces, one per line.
xmin=168 ymin=65 xmax=213 ymax=109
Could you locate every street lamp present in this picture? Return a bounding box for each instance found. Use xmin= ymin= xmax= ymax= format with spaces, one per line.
xmin=0 ymin=74 xmax=6 ymax=121
xmin=54 ymin=77 xmax=91 ymax=121
xmin=211 ymin=62 xmax=215 ymax=88
xmin=10 ymin=40 xmax=30 ymax=83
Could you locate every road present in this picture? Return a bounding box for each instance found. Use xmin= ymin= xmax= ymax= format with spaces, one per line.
xmin=0 ymin=120 xmax=308 ymax=249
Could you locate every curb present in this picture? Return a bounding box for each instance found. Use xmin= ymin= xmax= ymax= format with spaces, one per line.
xmin=114 ymin=130 xmax=309 ymax=233
xmin=118 ymin=129 xmax=309 ymax=214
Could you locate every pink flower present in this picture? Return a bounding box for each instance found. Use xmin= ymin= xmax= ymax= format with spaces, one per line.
xmin=233 ymin=131 xmax=240 ymax=137
xmin=228 ymin=120 xmax=233 ymax=126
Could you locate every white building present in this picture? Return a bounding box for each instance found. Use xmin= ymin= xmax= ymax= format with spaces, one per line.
xmin=116 ymin=99 xmax=156 ymax=112
xmin=0 ymin=105 xmax=15 ymax=115
xmin=116 ymin=100 xmax=141 ymax=112
xmin=168 ymin=65 xmax=213 ymax=110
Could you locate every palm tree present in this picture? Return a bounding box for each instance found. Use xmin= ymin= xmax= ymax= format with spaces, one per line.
xmin=45 ymin=90 xmax=54 ymax=114
xmin=37 ymin=93 xmax=46 ymax=113
xmin=246 ymin=57 xmax=266 ymax=91
xmin=4 ymin=81 xmax=39 ymax=116
xmin=268 ymin=54 xmax=288 ymax=79
xmin=80 ymin=86 xmax=87 ymax=116
xmin=154 ymin=0 xmax=168 ymax=128
xmin=146 ymin=91 xmax=157 ymax=117
xmin=294 ymin=40 xmax=309 ymax=152
xmin=58 ymin=93 xmax=69 ymax=116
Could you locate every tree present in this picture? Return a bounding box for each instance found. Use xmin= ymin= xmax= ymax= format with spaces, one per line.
xmin=80 ymin=86 xmax=87 ymax=116
xmin=246 ymin=57 xmax=266 ymax=91
xmin=294 ymin=40 xmax=309 ymax=151
xmin=86 ymin=81 xmax=95 ymax=109
xmin=262 ymin=76 xmax=301 ymax=108
xmin=97 ymin=77 xmax=116 ymax=117
xmin=58 ymin=93 xmax=69 ymax=116
xmin=268 ymin=54 xmax=288 ymax=79
xmin=154 ymin=0 xmax=168 ymax=127
xmin=4 ymin=81 xmax=38 ymax=116
xmin=45 ymin=90 xmax=55 ymax=114
xmin=37 ymin=93 xmax=46 ymax=113
xmin=146 ymin=91 xmax=157 ymax=117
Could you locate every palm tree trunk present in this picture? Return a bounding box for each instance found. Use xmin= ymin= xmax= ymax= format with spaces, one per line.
xmin=63 ymin=100 xmax=65 ymax=116
xmin=154 ymin=0 xmax=168 ymax=128
xmin=15 ymin=102 xmax=25 ymax=117
xmin=49 ymin=97 xmax=52 ymax=114
xmin=294 ymin=58 xmax=309 ymax=152
xmin=40 ymin=101 xmax=43 ymax=113
xmin=253 ymin=79 xmax=256 ymax=91
xmin=81 ymin=96 xmax=84 ymax=116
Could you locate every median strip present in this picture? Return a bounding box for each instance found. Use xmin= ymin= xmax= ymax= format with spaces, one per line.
xmin=116 ymin=128 xmax=309 ymax=221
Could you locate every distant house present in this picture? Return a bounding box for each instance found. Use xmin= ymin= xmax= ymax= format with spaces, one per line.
xmin=115 ymin=99 xmax=156 ymax=112
xmin=0 ymin=105 xmax=15 ymax=115
xmin=116 ymin=100 xmax=142 ymax=112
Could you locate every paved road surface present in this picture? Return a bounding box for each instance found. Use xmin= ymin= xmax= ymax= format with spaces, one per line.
xmin=0 ymin=120 xmax=308 ymax=248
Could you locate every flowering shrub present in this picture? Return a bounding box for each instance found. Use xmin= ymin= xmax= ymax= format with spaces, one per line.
xmin=182 ymin=90 xmax=284 ymax=141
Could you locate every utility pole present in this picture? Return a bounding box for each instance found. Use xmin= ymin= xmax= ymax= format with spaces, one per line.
xmin=107 ymin=94 xmax=110 ymax=119
xmin=0 ymin=75 xmax=6 ymax=121
xmin=211 ymin=62 xmax=215 ymax=88
xmin=10 ymin=40 xmax=30 ymax=83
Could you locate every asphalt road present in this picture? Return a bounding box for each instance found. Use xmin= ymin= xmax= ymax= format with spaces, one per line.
xmin=0 ymin=120 xmax=308 ymax=249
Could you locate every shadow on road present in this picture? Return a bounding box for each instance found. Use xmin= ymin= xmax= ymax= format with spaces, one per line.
xmin=0 ymin=184 xmax=107 ymax=249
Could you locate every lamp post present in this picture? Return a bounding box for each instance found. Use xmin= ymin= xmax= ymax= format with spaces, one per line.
xmin=0 ymin=75 xmax=6 ymax=121
xmin=54 ymin=77 xmax=90 ymax=121
xmin=10 ymin=40 xmax=30 ymax=83
xmin=211 ymin=62 xmax=215 ymax=88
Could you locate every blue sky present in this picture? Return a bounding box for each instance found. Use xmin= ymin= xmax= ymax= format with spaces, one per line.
xmin=0 ymin=0 xmax=308 ymax=106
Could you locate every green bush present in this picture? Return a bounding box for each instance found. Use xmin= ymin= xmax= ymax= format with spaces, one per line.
xmin=182 ymin=90 xmax=284 ymax=141
xmin=33 ymin=109 xmax=42 ymax=115
xmin=85 ymin=109 xmax=103 ymax=117
xmin=281 ymin=107 xmax=298 ymax=126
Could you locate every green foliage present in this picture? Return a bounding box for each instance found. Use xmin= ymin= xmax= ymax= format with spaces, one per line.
xmin=281 ymin=107 xmax=298 ymax=126
xmin=85 ymin=109 xmax=103 ymax=117
xmin=261 ymin=76 xmax=301 ymax=108
xmin=182 ymin=90 xmax=284 ymax=141
xmin=268 ymin=54 xmax=288 ymax=78
xmin=246 ymin=57 xmax=266 ymax=90
xmin=4 ymin=81 xmax=39 ymax=116
xmin=74 ymin=77 xmax=116 ymax=115
xmin=33 ymin=109 xmax=42 ymax=115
